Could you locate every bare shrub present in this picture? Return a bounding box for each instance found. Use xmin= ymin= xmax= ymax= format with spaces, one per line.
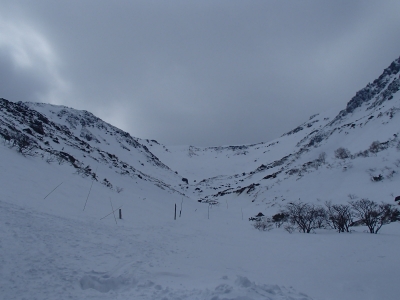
xmin=349 ymin=199 xmax=400 ymax=234
xmin=356 ymin=150 xmax=369 ymax=157
xmin=272 ymin=212 xmax=289 ymax=228
xmin=56 ymin=155 xmax=65 ymax=165
xmin=347 ymin=194 xmax=358 ymax=200
xmin=283 ymin=202 xmax=327 ymax=233
xmin=317 ymin=152 xmax=327 ymax=164
xmin=314 ymin=206 xmax=328 ymax=229
xmin=115 ymin=186 xmax=124 ymax=193
xmin=369 ymin=141 xmax=381 ymax=154
xmin=10 ymin=132 xmax=37 ymax=156
xmin=334 ymin=147 xmax=351 ymax=160
xmin=75 ymin=165 xmax=89 ymax=176
xmin=284 ymin=224 xmax=295 ymax=234
xmin=45 ymin=154 xmax=57 ymax=164
xmin=253 ymin=217 xmax=274 ymax=231
xmin=325 ymin=201 xmax=353 ymax=233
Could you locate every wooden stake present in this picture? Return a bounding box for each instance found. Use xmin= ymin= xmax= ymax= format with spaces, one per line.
xmin=174 ymin=203 xmax=177 ymax=220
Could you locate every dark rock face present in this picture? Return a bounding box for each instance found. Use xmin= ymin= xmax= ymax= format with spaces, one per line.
xmin=346 ymin=57 xmax=400 ymax=114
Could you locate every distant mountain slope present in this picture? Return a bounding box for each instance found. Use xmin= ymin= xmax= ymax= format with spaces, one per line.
xmin=0 ymin=99 xmax=185 ymax=196
xmin=1 ymin=56 xmax=400 ymax=207
xmin=143 ymin=56 xmax=400 ymax=206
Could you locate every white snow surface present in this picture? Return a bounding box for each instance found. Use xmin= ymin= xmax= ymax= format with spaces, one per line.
xmin=1 ymin=143 xmax=400 ymax=300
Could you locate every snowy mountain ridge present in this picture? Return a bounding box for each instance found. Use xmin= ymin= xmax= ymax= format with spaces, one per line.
xmin=1 ymin=56 xmax=400 ymax=208
xmin=143 ymin=56 xmax=400 ymax=207
xmin=0 ymin=98 xmax=187 ymax=196
xmin=1 ymin=56 xmax=400 ymax=300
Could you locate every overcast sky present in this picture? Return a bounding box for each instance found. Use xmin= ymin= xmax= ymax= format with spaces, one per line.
xmin=1 ymin=0 xmax=400 ymax=146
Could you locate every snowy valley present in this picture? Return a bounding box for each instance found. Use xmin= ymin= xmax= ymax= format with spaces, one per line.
xmin=1 ymin=56 xmax=400 ymax=300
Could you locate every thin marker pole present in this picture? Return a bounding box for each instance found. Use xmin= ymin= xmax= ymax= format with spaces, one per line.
xmin=83 ymin=166 xmax=98 ymax=211
xmin=83 ymin=180 xmax=94 ymax=211
xmin=44 ymin=182 xmax=63 ymax=199
xmin=110 ymin=198 xmax=117 ymax=225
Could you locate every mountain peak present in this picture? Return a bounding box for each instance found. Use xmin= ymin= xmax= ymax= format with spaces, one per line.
xmin=342 ymin=55 xmax=400 ymax=116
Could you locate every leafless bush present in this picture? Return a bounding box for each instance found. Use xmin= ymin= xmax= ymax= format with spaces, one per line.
xmin=349 ymin=199 xmax=400 ymax=234
xmin=10 ymin=132 xmax=37 ymax=156
xmin=272 ymin=212 xmax=289 ymax=228
xmin=314 ymin=206 xmax=328 ymax=229
xmin=317 ymin=152 xmax=327 ymax=164
xmin=75 ymin=165 xmax=95 ymax=179
xmin=284 ymin=202 xmax=327 ymax=233
xmin=369 ymin=141 xmax=381 ymax=154
xmin=115 ymin=186 xmax=124 ymax=193
xmin=284 ymin=224 xmax=295 ymax=234
xmin=334 ymin=147 xmax=351 ymax=160
xmin=45 ymin=154 xmax=57 ymax=164
xmin=325 ymin=201 xmax=353 ymax=233
xmin=347 ymin=194 xmax=358 ymax=200
xmin=356 ymin=150 xmax=369 ymax=157
xmin=56 ymin=155 xmax=65 ymax=165
xmin=253 ymin=217 xmax=274 ymax=231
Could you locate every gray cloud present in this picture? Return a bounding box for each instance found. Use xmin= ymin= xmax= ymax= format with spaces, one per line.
xmin=1 ymin=0 xmax=400 ymax=146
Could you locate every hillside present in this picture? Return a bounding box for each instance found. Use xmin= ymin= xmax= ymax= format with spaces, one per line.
xmin=1 ymin=55 xmax=400 ymax=207
xmin=144 ymin=56 xmax=400 ymax=209
xmin=1 ymin=56 xmax=400 ymax=300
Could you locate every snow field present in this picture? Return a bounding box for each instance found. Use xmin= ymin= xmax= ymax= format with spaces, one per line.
xmin=1 ymin=146 xmax=400 ymax=300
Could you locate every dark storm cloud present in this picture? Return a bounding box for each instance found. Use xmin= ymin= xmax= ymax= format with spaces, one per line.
xmin=1 ymin=0 xmax=400 ymax=146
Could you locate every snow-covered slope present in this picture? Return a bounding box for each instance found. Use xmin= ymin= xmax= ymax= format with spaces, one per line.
xmin=1 ymin=56 xmax=399 ymax=206
xmin=0 ymin=99 xmax=189 ymax=197
xmin=1 ymin=144 xmax=399 ymax=300
xmin=143 ymin=56 xmax=400 ymax=209
xmin=1 ymin=56 xmax=400 ymax=300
